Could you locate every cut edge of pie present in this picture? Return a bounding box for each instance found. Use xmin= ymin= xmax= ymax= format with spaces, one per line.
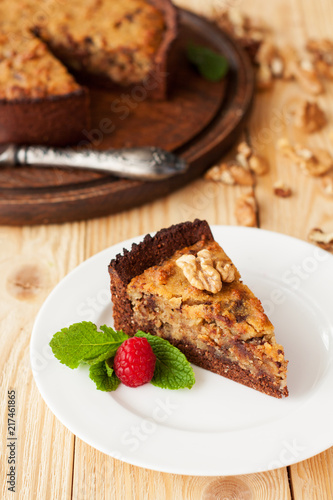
xmin=108 ymin=219 xmax=288 ymax=398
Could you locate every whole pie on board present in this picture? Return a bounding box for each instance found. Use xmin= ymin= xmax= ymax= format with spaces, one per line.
xmin=0 ymin=0 xmax=177 ymax=145
xmin=109 ymin=219 xmax=288 ymax=398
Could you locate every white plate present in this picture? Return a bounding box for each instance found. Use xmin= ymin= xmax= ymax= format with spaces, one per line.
xmin=30 ymin=226 xmax=333 ymax=476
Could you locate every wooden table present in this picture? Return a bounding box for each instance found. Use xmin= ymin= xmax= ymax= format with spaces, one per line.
xmin=1 ymin=0 xmax=333 ymax=498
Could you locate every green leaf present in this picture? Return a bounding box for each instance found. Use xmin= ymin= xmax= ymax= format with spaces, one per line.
xmin=49 ymin=322 xmax=128 ymax=369
xmin=105 ymin=358 xmax=114 ymax=378
xmin=187 ymin=43 xmax=229 ymax=82
xmin=84 ymin=326 xmax=128 ymax=365
xmin=89 ymin=360 xmax=120 ymax=392
xmin=135 ymin=331 xmax=195 ymax=390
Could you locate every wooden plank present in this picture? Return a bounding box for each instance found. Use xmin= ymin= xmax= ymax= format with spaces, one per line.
xmin=234 ymin=0 xmax=333 ymax=498
xmin=0 ymin=223 xmax=85 ymax=499
xmin=72 ymin=440 xmax=291 ymax=500
xmin=289 ymin=449 xmax=333 ymax=499
xmin=242 ymin=0 xmax=333 ymax=239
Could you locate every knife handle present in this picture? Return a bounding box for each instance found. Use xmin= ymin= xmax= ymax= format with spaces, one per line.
xmin=9 ymin=144 xmax=187 ymax=181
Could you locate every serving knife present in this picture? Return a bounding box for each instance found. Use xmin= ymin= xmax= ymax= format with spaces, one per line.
xmin=0 ymin=144 xmax=188 ymax=181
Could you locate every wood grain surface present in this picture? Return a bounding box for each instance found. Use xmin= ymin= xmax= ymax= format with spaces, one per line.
xmin=1 ymin=0 xmax=333 ymax=499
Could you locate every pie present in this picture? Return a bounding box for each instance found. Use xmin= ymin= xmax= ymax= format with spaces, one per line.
xmin=0 ymin=0 xmax=177 ymax=146
xmin=109 ymin=219 xmax=289 ymax=398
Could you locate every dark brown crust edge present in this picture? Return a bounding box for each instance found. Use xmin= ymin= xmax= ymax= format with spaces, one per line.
xmin=0 ymin=88 xmax=90 ymax=146
xmin=109 ymin=218 xmax=213 ymax=288
xmin=108 ymin=219 xmax=288 ymax=398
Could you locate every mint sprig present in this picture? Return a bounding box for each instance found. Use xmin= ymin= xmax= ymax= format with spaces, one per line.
xmin=49 ymin=322 xmax=128 ymax=369
xmin=49 ymin=322 xmax=195 ymax=392
xmin=135 ymin=331 xmax=195 ymax=390
xmin=187 ymin=43 xmax=229 ymax=82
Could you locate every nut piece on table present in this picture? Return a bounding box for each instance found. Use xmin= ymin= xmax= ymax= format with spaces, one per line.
xmin=205 ymin=141 xmax=269 ymax=184
xmin=281 ymin=46 xmax=324 ymax=95
xmin=321 ymin=175 xmax=333 ymax=196
xmin=294 ymin=59 xmax=324 ymax=95
xmin=277 ymin=137 xmax=333 ymax=176
xmin=236 ymin=141 xmax=269 ymax=175
xmin=248 ymin=154 xmax=270 ymax=175
xmin=253 ymin=42 xmax=324 ymax=94
xmin=176 ymin=249 xmax=236 ymax=293
xmin=292 ymin=100 xmax=327 ymax=133
xmin=308 ymin=228 xmax=333 ymax=251
xmin=204 ymin=162 xmax=255 ymax=186
xmin=237 ymin=141 xmax=252 ymax=160
xmin=296 ymin=147 xmax=332 ymax=176
xmin=273 ymin=180 xmax=292 ymax=197
xmin=213 ymin=8 xmax=266 ymax=60
xmin=306 ymin=39 xmax=333 ymax=80
xmin=255 ymin=41 xmax=285 ymax=90
xmin=235 ymin=190 xmax=258 ymax=227
xmin=276 ymin=137 xmax=296 ymax=158
xmin=256 ymin=63 xmax=274 ymax=90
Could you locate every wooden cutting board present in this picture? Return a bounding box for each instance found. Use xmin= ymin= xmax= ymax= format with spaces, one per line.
xmin=0 ymin=9 xmax=255 ymax=225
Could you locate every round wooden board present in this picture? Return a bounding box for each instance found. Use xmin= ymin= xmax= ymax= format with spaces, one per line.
xmin=0 ymin=9 xmax=254 ymax=225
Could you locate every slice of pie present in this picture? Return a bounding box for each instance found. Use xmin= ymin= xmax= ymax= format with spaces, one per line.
xmin=109 ymin=219 xmax=288 ymax=398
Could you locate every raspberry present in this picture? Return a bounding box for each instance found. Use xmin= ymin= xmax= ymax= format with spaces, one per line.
xmin=114 ymin=337 xmax=156 ymax=388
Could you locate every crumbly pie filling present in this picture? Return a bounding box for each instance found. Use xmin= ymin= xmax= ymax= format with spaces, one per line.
xmin=127 ymin=239 xmax=288 ymax=391
xmin=0 ymin=0 xmax=166 ymax=99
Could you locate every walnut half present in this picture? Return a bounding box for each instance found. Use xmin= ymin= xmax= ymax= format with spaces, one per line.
xmin=176 ymin=249 xmax=236 ymax=293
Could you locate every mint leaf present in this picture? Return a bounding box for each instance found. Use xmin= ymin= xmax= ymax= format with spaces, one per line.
xmin=187 ymin=43 xmax=228 ymax=82
xmin=105 ymin=358 xmax=114 ymax=378
xmin=89 ymin=360 xmax=120 ymax=392
xmin=49 ymin=322 xmax=128 ymax=369
xmin=84 ymin=326 xmax=128 ymax=365
xmin=135 ymin=331 xmax=195 ymax=390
